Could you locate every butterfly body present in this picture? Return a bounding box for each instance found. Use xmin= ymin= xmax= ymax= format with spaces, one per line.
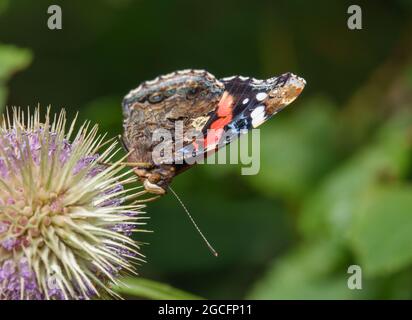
xmin=122 ymin=69 xmax=306 ymax=194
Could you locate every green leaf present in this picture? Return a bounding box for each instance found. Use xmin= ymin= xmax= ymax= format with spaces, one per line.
xmin=0 ymin=44 xmax=32 ymax=83
xmin=0 ymin=44 xmax=32 ymax=111
xmin=113 ymin=277 xmax=204 ymax=300
xmin=247 ymin=240 xmax=369 ymax=299
xmin=299 ymin=112 xmax=412 ymax=240
xmin=350 ymin=186 xmax=412 ymax=276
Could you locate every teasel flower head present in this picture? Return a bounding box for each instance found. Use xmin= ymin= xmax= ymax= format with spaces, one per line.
xmin=0 ymin=108 xmax=147 ymax=300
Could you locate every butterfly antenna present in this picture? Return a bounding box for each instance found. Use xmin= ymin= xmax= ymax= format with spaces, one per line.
xmin=168 ymin=186 xmax=218 ymax=257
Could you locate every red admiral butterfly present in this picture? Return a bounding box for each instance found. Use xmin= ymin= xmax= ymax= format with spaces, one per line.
xmin=121 ymin=69 xmax=305 ymax=195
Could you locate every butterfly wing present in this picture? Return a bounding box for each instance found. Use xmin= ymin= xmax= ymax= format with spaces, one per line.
xmin=122 ymin=69 xmax=225 ymax=166
xmin=176 ymin=72 xmax=306 ymax=166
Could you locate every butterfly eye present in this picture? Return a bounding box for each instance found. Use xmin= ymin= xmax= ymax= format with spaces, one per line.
xmin=148 ymin=93 xmax=163 ymax=103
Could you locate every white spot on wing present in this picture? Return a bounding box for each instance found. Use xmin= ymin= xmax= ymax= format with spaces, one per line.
xmin=256 ymin=92 xmax=268 ymax=101
xmin=242 ymin=98 xmax=249 ymax=105
xmin=251 ymin=106 xmax=267 ymax=128
xmin=251 ymin=106 xmax=265 ymax=118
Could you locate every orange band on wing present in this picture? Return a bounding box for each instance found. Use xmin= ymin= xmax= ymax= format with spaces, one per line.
xmin=216 ymin=91 xmax=234 ymax=117
xmin=204 ymin=91 xmax=235 ymax=150
xmin=213 ymin=91 xmax=235 ymax=129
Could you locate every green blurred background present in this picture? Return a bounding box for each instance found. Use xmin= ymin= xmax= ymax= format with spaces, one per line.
xmin=1 ymin=0 xmax=412 ymax=299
